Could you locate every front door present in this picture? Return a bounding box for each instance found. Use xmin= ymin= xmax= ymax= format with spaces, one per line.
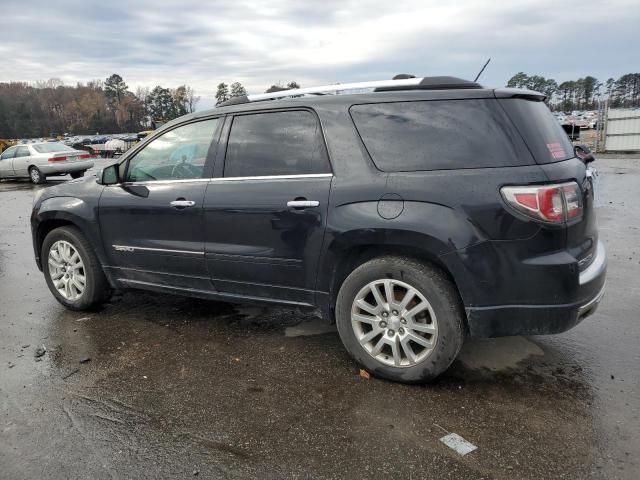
xmin=203 ymin=109 xmax=333 ymax=304
xmin=99 ymin=117 xmax=222 ymax=292
xmin=0 ymin=146 xmax=17 ymax=177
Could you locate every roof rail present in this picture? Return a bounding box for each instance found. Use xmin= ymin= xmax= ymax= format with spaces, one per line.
xmin=218 ymin=76 xmax=482 ymax=106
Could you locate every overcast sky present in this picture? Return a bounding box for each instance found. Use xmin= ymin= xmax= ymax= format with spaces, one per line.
xmin=1 ymin=0 xmax=638 ymax=110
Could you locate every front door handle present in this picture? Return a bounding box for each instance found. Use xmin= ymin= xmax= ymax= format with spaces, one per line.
xmin=287 ymin=200 xmax=319 ymax=209
xmin=170 ymin=200 xmax=196 ymax=208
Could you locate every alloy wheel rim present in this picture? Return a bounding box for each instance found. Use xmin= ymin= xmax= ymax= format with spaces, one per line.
xmin=30 ymin=169 xmax=39 ymax=182
xmin=351 ymin=278 xmax=438 ymax=368
xmin=48 ymin=240 xmax=86 ymax=300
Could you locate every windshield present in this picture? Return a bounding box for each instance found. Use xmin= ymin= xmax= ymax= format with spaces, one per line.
xmin=32 ymin=143 xmax=75 ymax=154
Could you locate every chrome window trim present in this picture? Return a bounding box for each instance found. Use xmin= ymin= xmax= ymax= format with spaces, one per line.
xmin=117 ymin=178 xmax=211 ymax=186
xmin=110 ymin=173 xmax=334 ymax=187
xmin=212 ymin=173 xmax=333 ymax=182
xmin=113 ymin=245 xmax=204 ymax=255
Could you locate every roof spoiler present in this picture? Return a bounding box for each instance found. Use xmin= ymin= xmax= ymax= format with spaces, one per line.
xmin=494 ymin=88 xmax=546 ymax=102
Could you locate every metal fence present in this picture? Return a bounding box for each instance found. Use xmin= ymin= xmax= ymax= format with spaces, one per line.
xmin=601 ymin=108 xmax=640 ymax=152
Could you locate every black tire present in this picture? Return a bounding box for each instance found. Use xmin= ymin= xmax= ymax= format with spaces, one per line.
xmin=29 ymin=166 xmax=45 ymax=184
xmin=42 ymin=226 xmax=112 ymax=310
xmin=70 ymin=171 xmax=85 ymax=179
xmin=335 ymin=256 xmax=464 ymax=384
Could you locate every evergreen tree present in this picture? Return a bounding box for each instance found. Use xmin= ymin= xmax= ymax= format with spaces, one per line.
xmin=104 ymin=74 xmax=128 ymax=104
xmin=215 ymin=82 xmax=229 ymax=104
xmin=230 ymin=82 xmax=247 ymax=97
xmin=146 ymin=86 xmax=175 ymax=120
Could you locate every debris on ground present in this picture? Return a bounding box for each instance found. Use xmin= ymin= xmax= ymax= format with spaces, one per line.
xmin=8 ymin=362 xmax=15 ymax=368
xmin=34 ymin=346 xmax=46 ymax=358
xmin=359 ymin=369 xmax=370 ymax=380
xmin=75 ymin=317 xmax=91 ymax=322
xmin=62 ymin=368 xmax=80 ymax=380
xmin=79 ymin=356 xmax=91 ymax=364
xmin=439 ymin=433 xmax=478 ymax=456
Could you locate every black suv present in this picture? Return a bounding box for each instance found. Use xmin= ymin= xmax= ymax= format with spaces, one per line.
xmin=31 ymin=76 xmax=606 ymax=383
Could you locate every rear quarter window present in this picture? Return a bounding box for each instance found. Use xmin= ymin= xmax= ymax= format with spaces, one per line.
xmin=498 ymin=99 xmax=575 ymax=164
xmin=350 ymin=99 xmax=531 ymax=172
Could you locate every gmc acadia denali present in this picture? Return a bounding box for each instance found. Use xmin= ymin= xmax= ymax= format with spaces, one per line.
xmin=31 ymin=76 xmax=607 ymax=383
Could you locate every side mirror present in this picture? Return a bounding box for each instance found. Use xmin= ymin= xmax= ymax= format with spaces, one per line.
xmin=97 ymin=163 xmax=120 ymax=185
xmin=574 ymin=144 xmax=595 ymax=164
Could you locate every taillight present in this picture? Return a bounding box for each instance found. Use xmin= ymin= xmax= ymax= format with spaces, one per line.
xmin=48 ymin=156 xmax=67 ymax=162
xmin=79 ymin=154 xmax=90 ymax=159
xmin=501 ymin=182 xmax=583 ymax=223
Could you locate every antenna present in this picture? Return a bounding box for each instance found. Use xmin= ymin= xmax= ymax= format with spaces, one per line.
xmin=473 ymin=58 xmax=491 ymax=82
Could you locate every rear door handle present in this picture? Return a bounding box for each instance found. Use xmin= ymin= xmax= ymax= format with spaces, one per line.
xmin=170 ymin=200 xmax=196 ymax=208
xmin=287 ymin=200 xmax=320 ymax=208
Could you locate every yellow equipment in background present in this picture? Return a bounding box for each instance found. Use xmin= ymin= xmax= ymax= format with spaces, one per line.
xmin=0 ymin=139 xmax=17 ymax=153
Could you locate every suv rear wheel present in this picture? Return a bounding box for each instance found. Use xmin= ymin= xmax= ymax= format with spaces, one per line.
xmin=42 ymin=226 xmax=111 ymax=310
xmin=335 ymin=256 xmax=464 ymax=383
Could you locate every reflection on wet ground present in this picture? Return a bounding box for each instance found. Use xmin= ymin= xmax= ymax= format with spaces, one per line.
xmin=1 ymin=159 xmax=638 ymax=479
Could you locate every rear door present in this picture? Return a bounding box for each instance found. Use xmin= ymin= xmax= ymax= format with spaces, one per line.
xmin=12 ymin=146 xmax=31 ymax=176
xmin=203 ymin=109 xmax=332 ymax=304
xmin=99 ymin=117 xmax=222 ymax=291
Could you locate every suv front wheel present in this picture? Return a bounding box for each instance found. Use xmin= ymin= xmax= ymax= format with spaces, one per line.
xmin=335 ymin=256 xmax=464 ymax=383
xmin=42 ymin=226 xmax=112 ymax=310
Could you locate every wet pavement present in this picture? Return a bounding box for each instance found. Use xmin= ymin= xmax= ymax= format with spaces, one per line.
xmin=1 ymin=158 xmax=638 ymax=479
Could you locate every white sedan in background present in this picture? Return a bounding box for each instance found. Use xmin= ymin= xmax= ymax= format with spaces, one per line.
xmin=0 ymin=142 xmax=94 ymax=184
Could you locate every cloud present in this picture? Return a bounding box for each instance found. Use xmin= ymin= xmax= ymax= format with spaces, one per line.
xmin=1 ymin=0 xmax=637 ymax=108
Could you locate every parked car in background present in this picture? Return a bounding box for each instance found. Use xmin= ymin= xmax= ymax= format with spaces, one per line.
xmin=31 ymin=76 xmax=606 ymax=383
xmin=104 ymin=138 xmax=127 ymax=158
xmin=0 ymin=142 xmax=94 ymax=183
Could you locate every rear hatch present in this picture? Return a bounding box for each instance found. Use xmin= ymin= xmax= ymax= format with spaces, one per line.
xmin=497 ymin=93 xmax=597 ymax=270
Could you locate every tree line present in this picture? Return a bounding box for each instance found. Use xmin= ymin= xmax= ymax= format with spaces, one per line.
xmin=0 ymin=74 xmax=200 ymax=139
xmin=4 ymin=70 xmax=638 ymax=138
xmin=506 ymin=72 xmax=640 ymax=111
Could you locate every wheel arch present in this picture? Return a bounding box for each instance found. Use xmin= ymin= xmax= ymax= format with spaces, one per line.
xmin=32 ymin=198 xmax=108 ymax=275
xmin=317 ymin=230 xmax=469 ymax=330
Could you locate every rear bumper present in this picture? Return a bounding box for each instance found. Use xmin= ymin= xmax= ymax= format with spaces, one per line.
xmin=466 ymin=240 xmax=607 ymax=337
xmin=39 ymin=160 xmax=94 ymax=175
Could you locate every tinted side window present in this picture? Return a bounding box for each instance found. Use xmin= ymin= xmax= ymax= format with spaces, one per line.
xmin=15 ymin=146 xmax=30 ymax=158
xmin=126 ymin=118 xmax=220 ymax=182
xmin=499 ymin=99 xmax=574 ymax=164
xmin=224 ymin=110 xmax=330 ymax=177
xmin=350 ymin=100 xmax=531 ymax=172
xmin=0 ymin=147 xmax=16 ymax=160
